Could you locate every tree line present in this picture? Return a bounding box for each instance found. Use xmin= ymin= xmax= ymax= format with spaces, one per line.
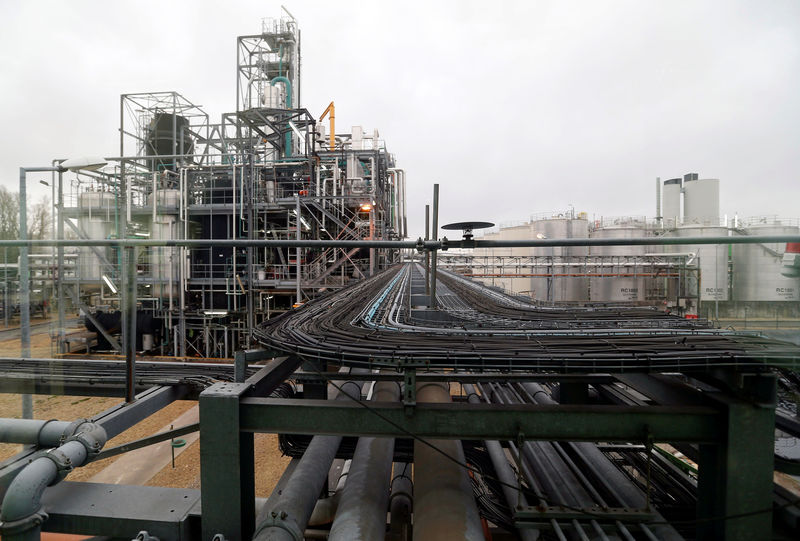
xmin=0 ymin=185 xmax=52 ymax=263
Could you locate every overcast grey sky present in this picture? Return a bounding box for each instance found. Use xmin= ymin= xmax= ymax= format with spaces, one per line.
xmin=1 ymin=0 xmax=798 ymax=239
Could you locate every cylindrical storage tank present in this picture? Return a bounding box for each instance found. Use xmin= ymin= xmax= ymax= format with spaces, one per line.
xmin=77 ymin=191 xmax=116 ymax=288
xmin=147 ymin=190 xmax=181 ymax=298
xmin=145 ymin=113 xmax=194 ymax=171
xmin=683 ymin=178 xmax=719 ymax=226
xmin=148 ymin=188 xmax=181 ymax=208
xmin=265 ymin=180 xmax=277 ymax=203
xmin=668 ymin=226 xmax=729 ymax=301
xmin=662 ymin=178 xmax=682 ymax=228
xmin=733 ymin=223 xmax=800 ymax=301
xmin=262 ymin=85 xmax=285 ymax=108
xmin=589 ymin=225 xmax=649 ymax=302
xmin=530 ymin=218 xmax=589 ymax=302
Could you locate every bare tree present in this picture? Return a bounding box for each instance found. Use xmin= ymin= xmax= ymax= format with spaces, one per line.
xmin=0 ymin=187 xmax=20 ymax=263
xmin=28 ymin=196 xmax=52 ymax=241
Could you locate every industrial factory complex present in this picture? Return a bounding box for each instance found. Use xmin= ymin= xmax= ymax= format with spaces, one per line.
xmin=0 ymin=10 xmax=799 ymax=541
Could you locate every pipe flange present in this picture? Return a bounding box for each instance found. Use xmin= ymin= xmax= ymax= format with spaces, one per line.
xmin=66 ymin=422 xmax=107 ymax=457
xmin=415 ymin=237 xmax=425 ymax=253
xmin=253 ymin=511 xmax=303 ymax=541
xmin=0 ymin=508 xmax=48 ymax=535
xmin=441 ymin=236 xmax=449 ymax=251
xmin=59 ymin=418 xmax=89 ymax=444
xmin=35 ymin=448 xmax=74 ymax=484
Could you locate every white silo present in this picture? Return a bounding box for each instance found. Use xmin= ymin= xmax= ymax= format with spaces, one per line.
xmin=683 ymin=178 xmax=720 ymax=226
xmin=662 ymin=178 xmax=682 ymax=228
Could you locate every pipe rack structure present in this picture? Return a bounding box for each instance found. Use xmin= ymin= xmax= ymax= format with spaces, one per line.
xmin=0 ymin=257 xmax=798 ymax=540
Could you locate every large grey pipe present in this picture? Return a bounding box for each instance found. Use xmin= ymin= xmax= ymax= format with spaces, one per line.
xmin=518 ymin=382 xmax=683 ymax=541
xmin=463 ymin=385 xmax=540 ymax=541
xmin=0 ymin=420 xmax=107 ymax=541
xmin=253 ymin=369 xmax=368 ymax=541
xmin=328 ymin=378 xmax=401 ymax=540
xmin=388 ymin=462 xmax=412 ymax=541
xmin=413 ymin=381 xmax=483 ymax=541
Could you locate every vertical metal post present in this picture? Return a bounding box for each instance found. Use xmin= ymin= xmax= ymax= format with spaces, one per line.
xmin=429 ymin=184 xmax=439 ymax=309
xmin=425 ymin=204 xmax=430 ymax=296
xmin=19 ymin=168 xmax=32 ymax=419
xmin=57 ymin=170 xmax=65 ymax=354
xmin=369 ymin=207 xmax=375 ymax=276
xmin=246 ymin=159 xmax=254 ymax=347
xmin=295 ymin=194 xmax=301 ymax=303
xmin=200 ymin=381 xmax=255 ymax=541
xmin=125 ymin=246 xmax=137 ymax=403
xmin=3 ymin=248 xmax=7 ymax=329
xmin=697 ymin=375 xmax=776 ymax=541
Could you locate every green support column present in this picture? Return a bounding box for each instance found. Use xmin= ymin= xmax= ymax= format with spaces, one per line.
xmin=200 ymin=381 xmax=255 ymax=541
xmin=697 ymin=375 xmax=777 ymax=541
xmin=301 ymin=355 xmax=327 ymax=400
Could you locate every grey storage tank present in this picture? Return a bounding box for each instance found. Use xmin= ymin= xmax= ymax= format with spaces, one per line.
xmin=589 ymin=221 xmax=651 ymax=302
xmin=530 ymin=217 xmax=589 ymax=302
xmin=666 ymin=225 xmax=730 ymax=301
xmin=733 ymin=219 xmax=800 ymax=302
xmin=77 ymin=190 xmax=117 ymax=290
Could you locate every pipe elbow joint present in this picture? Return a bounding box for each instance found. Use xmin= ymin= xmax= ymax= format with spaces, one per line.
xmin=0 ymin=508 xmax=48 ymax=537
xmin=65 ymin=421 xmax=107 ymax=457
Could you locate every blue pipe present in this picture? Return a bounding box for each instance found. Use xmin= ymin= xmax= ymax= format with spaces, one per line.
xmin=270 ymin=76 xmax=293 ymax=158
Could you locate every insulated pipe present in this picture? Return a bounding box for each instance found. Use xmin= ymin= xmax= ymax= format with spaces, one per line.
xmin=328 ymin=378 xmax=401 ymax=541
xmin=0 ymin=419 xmax=86 ymax=447
xmin=413 ymin=381 xmax=483 ymax=541
xmin=388 ymin=462 xmax=412 ymax=541
xmin=462 ymin=385 xmax=540 ymax=541
xmin=0 ymin=420 xmax=107 ymax=541
xmin=253 ymin=369 xmax=369 ymax=541
xmin=518 ymin=382 xmax=683 ymax=541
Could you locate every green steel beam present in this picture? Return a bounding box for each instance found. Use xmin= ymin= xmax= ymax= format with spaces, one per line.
xmin=238 ymin=398 xmax=723 ymax=443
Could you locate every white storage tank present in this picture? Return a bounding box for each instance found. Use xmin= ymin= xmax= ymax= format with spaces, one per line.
xmin=78 ymin=191 xmax=116 ymax=286
xmin=262 ymin=85 xmax=285 ymax=108
xmin=147 ymin=189 xmax=181 ymax=297
xmin=589 ymin=224 xmax=650 ymax=302
xmin=530 ymin=218 xmax=589 ymax=302
xmin=667 ymin=225 xmax=729 ymax=301
xmin=733 ymin=221 xmax=800 ymax=301
xmin=662 ymin=178 xmax=682 ymax=228
xmin=683 ymin=177 xmax=720 ymax=226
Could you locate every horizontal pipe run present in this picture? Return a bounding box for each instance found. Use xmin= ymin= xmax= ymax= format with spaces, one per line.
xmin=463 ymin=273 xmax=681 ymax=278
xmin=239 ymin=399 xmax=723 ymax=443
xmin=0 ymin=235 xmax=796 ymax=249
xmin=0 ymin=419 xmax=75 ymax=446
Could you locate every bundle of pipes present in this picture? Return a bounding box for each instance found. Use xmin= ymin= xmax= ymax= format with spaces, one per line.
xmin=255 ymin=263 xmax=800 ymax=371
xmin=473 ymin=380 xmax=684 ymax=540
